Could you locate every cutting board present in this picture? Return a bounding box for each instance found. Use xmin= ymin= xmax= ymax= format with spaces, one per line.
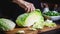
xmin=6 ymin=24 xmax=60 ymax=34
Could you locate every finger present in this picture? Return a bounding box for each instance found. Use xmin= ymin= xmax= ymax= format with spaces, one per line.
xmin=27 ymin=6 xmax=30 ymax=13
xmin=30 ymin=4 xmax=35 ymax=12
xmin=29 ymin=4 xmax=33 ymax=12
xmin=30 ymin=6 xmax=33 ymax=12
xmin=32 ymin=6 xmax=35 ymax=11
xmin=25 ymin=8 xmax=27 ymax=11
xmin=32 ymin=4 xmax=35 ymax=11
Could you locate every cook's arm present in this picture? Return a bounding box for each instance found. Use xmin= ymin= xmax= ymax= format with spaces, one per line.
xmin=12 ymin=0 xmax=35 ymax=12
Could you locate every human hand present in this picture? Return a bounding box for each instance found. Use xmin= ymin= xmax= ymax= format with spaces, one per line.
xmin=13 ymin=0 xmax=35 ymax=12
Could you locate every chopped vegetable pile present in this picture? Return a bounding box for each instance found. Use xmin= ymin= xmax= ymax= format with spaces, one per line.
xmin=44 ymin=19 xmax=57 ymax=28
xmin=44 ymin=11 xmax=60 ymax=16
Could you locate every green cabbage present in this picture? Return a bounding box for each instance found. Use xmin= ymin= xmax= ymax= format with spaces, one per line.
xmin=0 ymin=18 xmax=16 ymax=31
xmin=44 ymin=19 xmax=57 ymax=28
xmin=32 ymin=22 xmax=44 ymax=29
xmin=16 ymin=9 xmax=44 ymax=27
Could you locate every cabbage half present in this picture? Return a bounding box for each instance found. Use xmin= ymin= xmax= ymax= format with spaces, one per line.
xmin=16 ymin=9 xmax=44 ymax=27
xmin=0 ymin=18 xmax=16 ymax=31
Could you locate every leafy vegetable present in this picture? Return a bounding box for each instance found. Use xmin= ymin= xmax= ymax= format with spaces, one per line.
xmin=32 ymin=19 xmax=57 ymax=29
xmin=0 ymin=18 xmax=16 ymax=31
xmin=16 ymin=13 xmax=29 ymax=27
xmin=16 ymin=9 xmax=44 ymax=27
xmin=32 ymin=22 xmax=44 ymax=29
xmin=16 ymin=30 xmax=25 ymax=34
xmin=44 ymin=19 xmax=57 ymax=28
xmin=16 ymin=9 xmax=57 ymax=30
xmin=44 ymin=11 xmax=60 ymax=16
xmin=29 ymin=28 xmax=36 ymax=31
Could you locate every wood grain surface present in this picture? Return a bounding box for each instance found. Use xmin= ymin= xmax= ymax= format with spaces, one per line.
xmin=6 ymin=24 xmax=60 ymax=34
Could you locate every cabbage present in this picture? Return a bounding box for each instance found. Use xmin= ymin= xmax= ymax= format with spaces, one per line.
xmin=0 ymin=18 xmax=16 ymax=31
xmin=32 ymin=22 xmax=44 ymax=29
xmin=44 ymin=19 xmax=57 ymax=28
xmin=16 ymin=9 xmax=44 ymax=27
xmin=16 ymin=9 xmax=56 ymax=29
xmin=16 ymin=13 xmax=29 ymax=27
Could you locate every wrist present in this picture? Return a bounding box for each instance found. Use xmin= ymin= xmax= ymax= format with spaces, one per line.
xmin=12 ymin=0 xmax=24 ymax=3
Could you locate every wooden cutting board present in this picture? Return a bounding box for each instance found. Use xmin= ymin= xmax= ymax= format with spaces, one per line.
xmin=6 ymin=24 xmax=60 ymax=34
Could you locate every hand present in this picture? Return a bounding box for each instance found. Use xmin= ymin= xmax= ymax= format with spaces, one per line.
xmin=43 ymin=3 xmax=48 ymax=8
xmin=13 ymin=0 xmax=35 ymax=12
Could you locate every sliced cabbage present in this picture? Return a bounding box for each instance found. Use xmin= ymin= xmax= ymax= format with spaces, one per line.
xmin=44 ymin=19 xmax=57 ymax=28
xmin=32 ymin=22 xmax=44 ymax=29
